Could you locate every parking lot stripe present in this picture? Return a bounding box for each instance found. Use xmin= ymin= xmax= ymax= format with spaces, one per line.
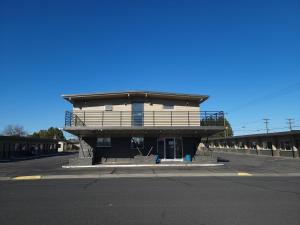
xmin=238 ymin=172 xmax=252 ymax=176
xmin=12 ymin=175 xmax=42 ymax=180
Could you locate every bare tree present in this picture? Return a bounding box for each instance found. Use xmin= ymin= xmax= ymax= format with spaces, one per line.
xmin=2 ymin=124 xmax=27 ymax=137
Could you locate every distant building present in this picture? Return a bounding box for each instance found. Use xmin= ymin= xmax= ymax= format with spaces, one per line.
xmin=206 ymin=130 xmax=300 ymax=158
xmin=0 ymin=136 xmax=58 ymax=160
xmin=57 ymin=139 xmax=80 ymax=152
xmin=63 ymin=90 xmax=225 ymax=165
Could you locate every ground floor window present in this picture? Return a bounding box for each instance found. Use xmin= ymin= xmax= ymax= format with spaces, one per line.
xmin=97 ymin=138 xmax=111 ymax=147
xmin=131 ymin=137 xmax=144 ymax=149
xmin=267 ymin=142 xmax=273 ymax=150
xmin=238 ymin=142 xmax=244 ymax=148
xmin=251 ymin=142 xmax=257 ymax=149
xmin=280 ymin=141 xmax=291 ymax=150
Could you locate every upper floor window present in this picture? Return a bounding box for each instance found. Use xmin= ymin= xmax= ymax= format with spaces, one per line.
xmin=163 ymin=104 xmax=174 ymax=110
xmin=105 ymin=105 xmax=113 ymax=111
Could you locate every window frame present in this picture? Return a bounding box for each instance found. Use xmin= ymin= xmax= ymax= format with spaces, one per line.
xmin=163 ymin=104 xmax=174 ymax=110
xmin=105 ymin=105 xmax=113 ymax=111
xmin=131 ymin=137 xmax=144 ymax=149
xmin=96 ymin=137 xmax=112 ymax=148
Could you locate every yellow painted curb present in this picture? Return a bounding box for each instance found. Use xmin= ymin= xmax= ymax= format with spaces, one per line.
xmin=238 ymin=172 xmax=252 ymax=176
xmin=12 ymin=175 xmax=42 ymax=180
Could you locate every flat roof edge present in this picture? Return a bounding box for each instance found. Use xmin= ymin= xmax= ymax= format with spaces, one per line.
xmin=208 ymin=130 xmax=300 ymax=140
xmin=62 ymin=90 xmax=209 ymax=104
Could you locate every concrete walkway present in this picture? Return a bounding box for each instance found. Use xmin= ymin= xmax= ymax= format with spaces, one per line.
xmin=62 ymin=162 xmax=224 ymax=169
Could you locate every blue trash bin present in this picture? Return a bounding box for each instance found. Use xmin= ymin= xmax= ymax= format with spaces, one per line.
xmin=155 ymin=155 xmax=160 ymax=164
xmin=185 ymin=154 xmax=191 ymax=162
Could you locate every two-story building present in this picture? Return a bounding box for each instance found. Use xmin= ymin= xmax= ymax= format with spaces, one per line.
xmin=63 ymin=91 xmax=225 ymax=165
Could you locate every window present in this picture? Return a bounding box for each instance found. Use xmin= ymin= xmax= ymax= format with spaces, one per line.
xmin=97 ymin=138 xmax=111 ymax=147
xmin=238 ymin=142 xmax=244 ymax=148
xmin=285 ymin=141 xmax=291 ymax=150
xmin=105 ymin=105 xmax=113 ymax=111
xmin=262 ymin=142 xmax=267 ymax=149
xmin=267 ymin=142 xmax=273 ymax=150
xmin=163 ymin=104 xmax=174 ymax=110
xmin=131 ymin=137 xmax=144 ymax=149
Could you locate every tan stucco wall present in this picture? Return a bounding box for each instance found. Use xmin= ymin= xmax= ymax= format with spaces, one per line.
xmin=72 ymin=98 xmax=200 ymax=126
xmin=73 ymin=98 xmax=131 ymax=111
xmin=144 ymin=99 xmax=199 ymax=111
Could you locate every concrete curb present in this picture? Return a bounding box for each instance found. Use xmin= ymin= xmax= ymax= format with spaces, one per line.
xmin=62 ymin=163 xmax=224 ymax=169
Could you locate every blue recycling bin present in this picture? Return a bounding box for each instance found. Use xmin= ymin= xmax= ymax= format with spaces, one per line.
xmin=185 ymin=154 xmax=192 ymax=162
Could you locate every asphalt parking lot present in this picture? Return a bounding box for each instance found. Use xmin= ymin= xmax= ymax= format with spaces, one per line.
xmin=1 ymin=176 xmax=300 ymax=225
xmin=0 ymin=151 xmax=300 ymax=178
xmin=0 ymin=153 xmax=300 ymax=225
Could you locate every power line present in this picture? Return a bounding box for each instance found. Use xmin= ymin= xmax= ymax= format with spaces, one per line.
xmin=227 ymin=81 xmax=300 ymax=114
xmin=238 ymin=119 xmax=262 ymax=127
xmin=233 ymin=119 xmax=300 ymax=134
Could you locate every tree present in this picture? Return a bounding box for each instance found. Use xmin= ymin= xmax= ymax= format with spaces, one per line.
xmin=212 ymin=118 xmax=233 ymax=138
xmin=2 ymin=124 xmax=27 ymax=136
xmin=32 ymin=127 xmax=65 ymax=140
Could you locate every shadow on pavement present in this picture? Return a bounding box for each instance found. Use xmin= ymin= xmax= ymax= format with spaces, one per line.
xmin=0 ymin=151 xmax=78 ymax=163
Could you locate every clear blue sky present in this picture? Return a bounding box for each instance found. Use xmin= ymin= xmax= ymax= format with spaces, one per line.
xmin=1 ymin=0 xmax=299 ymax=137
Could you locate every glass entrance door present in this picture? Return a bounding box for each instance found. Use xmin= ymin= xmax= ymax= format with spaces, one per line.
xmin=165 ymin=138 xmax=175 ymax=159
xmin=132 ymin=102 xmax=144 ymax=126
xmin=158 ymin=138 xmax=183 ymax=160
xmin=175 ymin=138 xmax=183 ymax=159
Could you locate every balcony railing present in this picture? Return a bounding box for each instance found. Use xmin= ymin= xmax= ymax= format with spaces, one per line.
xmin=65 ymin=110 xmax=225 ymax=127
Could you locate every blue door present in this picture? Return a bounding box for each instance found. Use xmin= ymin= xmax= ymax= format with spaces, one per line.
xmin=132 ymin=102 xmax=144 ymax=126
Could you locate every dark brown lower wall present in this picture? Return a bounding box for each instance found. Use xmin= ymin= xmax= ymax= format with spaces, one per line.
xmin=182 ymin=137 xmax=201 ymax=157
xmin=96 ymin=137 xmax=158 ymax=161
xmin=98 ymin=137 xmax=132 ymax=159
xmin=92 ymin=136 xmax=200 ymax=163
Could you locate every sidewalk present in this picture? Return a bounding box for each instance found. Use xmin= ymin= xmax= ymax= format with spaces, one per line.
xmin=62 ymin=162 xmax=224 ymax=169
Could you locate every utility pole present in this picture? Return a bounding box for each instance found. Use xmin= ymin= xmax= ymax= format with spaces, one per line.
xmin=263 ymin=119 xmax=270 ymax=134
xmin=286 ymin=118 xmax=295 ymax=158
xmin=263 ymin=118 xmax=272 ymax=155
xmin=286 ymin=118 xmax=294 ymax=131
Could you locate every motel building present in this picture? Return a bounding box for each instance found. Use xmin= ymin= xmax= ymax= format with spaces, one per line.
xmin=208 ymin=130 xmax=300 ymax=158
xmin=63 ymin=91 xmax=225 ymax=165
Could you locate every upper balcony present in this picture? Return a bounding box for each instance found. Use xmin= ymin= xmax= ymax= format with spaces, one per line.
xmin=64 ymin=110 xmax=225 ymax=128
